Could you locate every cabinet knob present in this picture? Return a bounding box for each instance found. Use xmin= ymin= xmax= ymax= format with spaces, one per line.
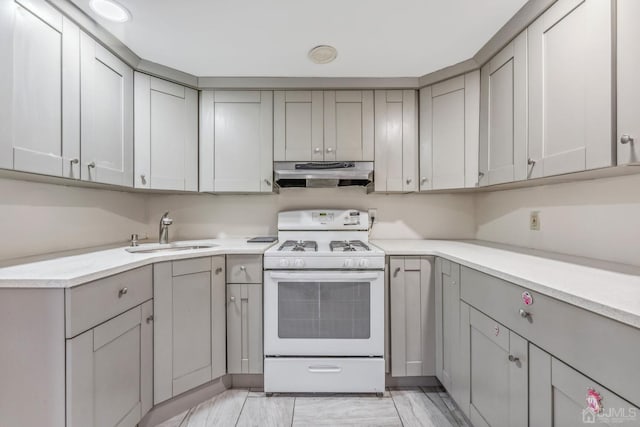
xmin=527 ymin=158 xmax=536 ymax=166
xmin=420 ymin=177 xmax=427 ymax=184
xmin=326 ymin=147 xmax=334 ymax=153
xmin=621 ymin=134 xmax=635 ymax=145
xmin=314 ymin=147 xmax=321 ymax=153
xmin=229 ymin=296 xmax=236 ymax=302
xmin=393 ymin=267 xmax=401 ymax=278
xmin=146 ymin=315 xmax=154 ymax=324
xmin=406 ymin=178 xmax=412 ymax=185
xmin=264 ymin=179 xmax=271 ymax=186
xmin=240 ymin=265 xmax=246 ymax=271
xmin=478 ymin=171 xmax=485 ymax=178
xmin=70 ymin=158 xmax=79 ymax=165
xmin=118 ymin=287 xmax=128 ymax=298
xmin=508 ymin=355 xmax=520 ymax=363
xmin=215 ymin=267 xmax=223 ymax=275
xmin=519 ymin=308 xmax=530 ymax=319
xmin=87 ymin=161 xmax=96 ymax=169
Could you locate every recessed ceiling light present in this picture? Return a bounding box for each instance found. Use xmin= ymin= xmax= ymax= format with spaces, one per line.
xmin=308 ymin=45 xmax=338 ymax=64
xmin=89 ymin=0 xmax=131 ymax=23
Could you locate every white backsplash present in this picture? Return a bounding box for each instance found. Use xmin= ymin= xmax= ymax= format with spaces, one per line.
xmin=475 ymin=173 xmax=640 ymax=267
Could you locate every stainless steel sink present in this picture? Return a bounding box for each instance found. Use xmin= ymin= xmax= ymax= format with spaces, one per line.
xmin=126 ymin=242 xmax=218 ymax=254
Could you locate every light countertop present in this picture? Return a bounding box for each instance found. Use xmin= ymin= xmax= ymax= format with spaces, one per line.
xmin=372 ymin=239 xmax=640 ymax=329
xmin=0 ymin=239 xmax=276 ymax=289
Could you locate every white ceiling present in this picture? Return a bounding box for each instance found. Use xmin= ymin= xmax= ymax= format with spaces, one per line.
xmin=71 ymin=0 xmax=528 ymax=78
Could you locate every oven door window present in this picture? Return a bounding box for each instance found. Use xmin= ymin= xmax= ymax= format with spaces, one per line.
xmin=278 ymin=281 xmax=370 ymax=339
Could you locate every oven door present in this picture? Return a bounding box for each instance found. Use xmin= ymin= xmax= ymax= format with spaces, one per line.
xmin=264 ymin=270 xmax=384 ymax=357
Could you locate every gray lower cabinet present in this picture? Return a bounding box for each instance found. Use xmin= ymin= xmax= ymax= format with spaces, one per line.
xmin=226 ymin=283 xmax=263 ymax=373
xmin=153 ymin=256 xmax=226 ymax=404
xmin=389 ymin=256 xmax=435 ymax=376
xmin=66 ymin=301 xmax=153 ymax=427
xmin=435 ymin=258 xmax=463 ymax=399
xmin=460 ymin=303 xmax=527 ymax=427
xmin=530 ymin=345 xmax=640 ymax=427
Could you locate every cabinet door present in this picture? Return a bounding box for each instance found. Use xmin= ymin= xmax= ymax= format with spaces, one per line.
xmin=0 ymin=1 xmax=80 ymax=178
xmin=463 ymin=306 xmax=527 ymax=427
xmin=324 ymin=91 xmax=374 ymax=161
xmin=154 ymin=256 xmax=225 ymax=404
xmin=617 ymin=0 xmax=640 ymax=165
xmin=389 ymin=256 xmax=435 ymax=377
xmin=528 ymin=0 xmax=612 ymax=178
xmin=80 ymin=32 xmax=133 ymax=186
xmin=374 ymin=90 xmax=418 ymax=192
xmin=134 ymin=73 xmax=198 ymax=191
xmin=199 ymin=91 xmax=273 ymax=192
xmin=479 ymin=31 xmax=527 ymax=186
xmin=227 ymin=283 xmax=263 ymax=374
xmin=435 ymin=258 xmax=462 ymax=396
xmin=530 ymin=345 xmax=640 ymax=427
xmin=274 ymin=90 xmax=323 ymax=161
xmin=67 ymin=301 xmax=152 ymax=427
xmin=420 ymin=72 xmax=480 ymax=190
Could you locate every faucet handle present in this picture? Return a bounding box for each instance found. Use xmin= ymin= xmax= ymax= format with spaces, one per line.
xmin=162 ymin=217 xmax=173 ymax=225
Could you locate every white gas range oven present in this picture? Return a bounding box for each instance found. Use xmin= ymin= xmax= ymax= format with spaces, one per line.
xmin=263 ymin=209 xmax=385 ymax=395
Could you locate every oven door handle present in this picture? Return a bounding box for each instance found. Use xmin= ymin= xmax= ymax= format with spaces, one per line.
xmin=269 ymin=272 xmax=380 ymax=281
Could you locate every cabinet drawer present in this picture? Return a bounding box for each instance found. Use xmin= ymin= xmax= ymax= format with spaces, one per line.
xmin=65 ymin=266 xmax=152 ymax=338
xmin=461 ymin=266 xmax=640 ymax=406
xmin=226 ymin=255 xmax=262 ymax=284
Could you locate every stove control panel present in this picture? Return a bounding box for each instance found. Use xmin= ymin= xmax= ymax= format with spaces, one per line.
xmin=266 ymin=256 xmax=384 ymax=270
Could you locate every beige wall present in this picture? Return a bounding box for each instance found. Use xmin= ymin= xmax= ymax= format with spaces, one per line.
xmin=147 ymin=187 xmax=477 ymax=241
xmin=475 ymin=174 xmax=640 ymax=267
xmin=0 ymin=178 xmax=150 ymax=262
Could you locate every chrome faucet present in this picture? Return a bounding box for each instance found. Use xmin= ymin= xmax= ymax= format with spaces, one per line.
xmin=158 ymin=212 xmax=173 ymax=244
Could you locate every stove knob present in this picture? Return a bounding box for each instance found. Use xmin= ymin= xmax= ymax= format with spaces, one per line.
xmin=359 ymin=259 xmax=369 ymax=268
xmin=344 ymin=259 xmax=354 ymax=268
xmin=294 ymin=259 xmax=305 ymax=268
xmin=279 ymin=259 xmax=290 ymax=268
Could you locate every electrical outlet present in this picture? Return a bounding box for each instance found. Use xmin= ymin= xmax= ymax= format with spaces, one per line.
xmin=368 ymin=208 xmax=377 ymax=223
xmin=530 ymin=211 xmax=540 ymax=231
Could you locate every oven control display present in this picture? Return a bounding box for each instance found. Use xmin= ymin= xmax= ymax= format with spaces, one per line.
xmin=312 ymin=212 xmax=334 ymax=224
xmin=344 ymin=211 xmax=361 ymax=225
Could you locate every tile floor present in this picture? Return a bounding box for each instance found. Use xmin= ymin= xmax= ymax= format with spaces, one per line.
xmin=155 ymin=386 xmax=470 ymax=427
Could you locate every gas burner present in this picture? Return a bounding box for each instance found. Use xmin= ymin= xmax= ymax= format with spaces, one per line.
xmin=330 ymin=240 xmax=371 ymax=252
xmin=278 ymin=240 xmax=318 ymax=252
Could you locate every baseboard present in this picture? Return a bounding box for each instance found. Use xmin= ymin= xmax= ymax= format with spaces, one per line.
xmin=385 ymin=375 xmax=441 ymax=388
xmin=231 ymin=373 xmax=264 ymax=389
xmin=139 ymin=375 xmax=231 ymax=427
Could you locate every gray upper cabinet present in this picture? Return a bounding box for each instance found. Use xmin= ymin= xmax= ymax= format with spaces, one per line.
xmin=479 ymin=31 xmax=528 ymax=186
xmin=617 ymin=0 xmax=640 ymax=165
xmin=527 ymin=0 xmax=613 ymax=178
xmin=461 ymin=304 xmax=527 ymax=427
xmin=324 ymin=91 xmax=374 ymax=161
xmin=199 ymin=91 xmax=273 ymax=192
xmin=0 ymin=0 xmax=80 ymax=178
xmin=530 ymin=345 xmax=640 ymax=427
xmin=389 ymin=256 xmax=435 ymax=377
xmin=153 ymin=256 xmax=226 ymax=404
xmin=66 ymin=301 xmax=153 ymax=427
xmin=134 ymin=73 xmax=198 ymax=191
xmin=80 ymin=32 xmax=134 ymax=187
xmin=420 ymin=72 xmax=480 ymax=190
xmin=374 ymin=90 xmax=418 ymax=192
xmin=274 ymin=91 xmax=324 ymax=161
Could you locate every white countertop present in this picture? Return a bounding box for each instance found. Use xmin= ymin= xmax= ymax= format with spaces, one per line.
xmin=372 ymin=239 xmax=640 ymax=329
xmin=0 ymin=239 xmax=276 ymax=289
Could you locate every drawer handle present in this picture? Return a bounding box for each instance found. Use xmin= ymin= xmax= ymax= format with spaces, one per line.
xmin=215 ymin=267 xmax=223 ymax=275
xmin=308 ymin=365 xmax=342 ymax=373
xmin=508 ymin=355 xmax=520 ymax=363
xmin=146 ymin=315 xmax=154 ymax=324
xmin=240 ymin=265 xmax=246 ymax=271
xmin=118 ymin=287 xmax=128 ymax=298
xmin=519 ymin=308 xmax=530 ymax=319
